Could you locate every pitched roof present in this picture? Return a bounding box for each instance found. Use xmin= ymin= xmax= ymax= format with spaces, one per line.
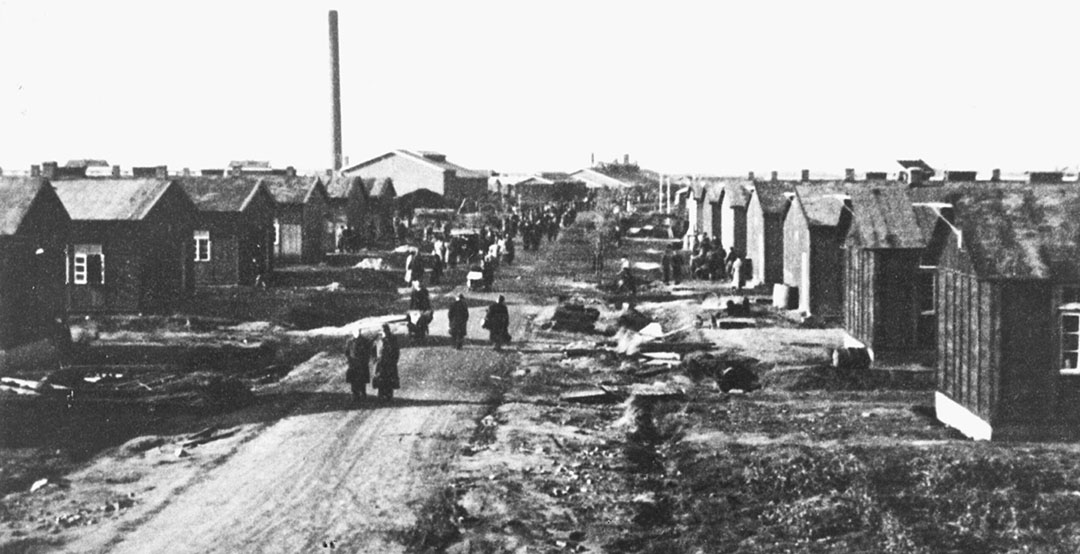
xmin=793 ymin=182 xmax=849 ymax=227
xmin=847 ymin=187 xmax=924 ymax=249
xmin=323 ymin=175 xmax=372 ymax=200
xmin=720 ymin=180 xmax=753 ymax=208
xmin=898 ymin=159 xmax=934 ymax=171
xmin=53 ymin=179 xmax=175 ymax=221
xmin=0 ymin=177 xmax=54 ymax=235
xmin=177 ymin=176 xmax=267 ymax=212
xmin=570 ymin=168 xmax=632 ymax=189
xmin=948 ymin=184 xmax=1080 ymax=280
xmin=750 ymin=180 xmax=796 ymax=214
xmin=368 ymin=177 xmax=396 ymax=198
xmin=343 ymin=150 xmax=487 ymax=180
xmin=261 ymin=175 xmax=323 ymax=205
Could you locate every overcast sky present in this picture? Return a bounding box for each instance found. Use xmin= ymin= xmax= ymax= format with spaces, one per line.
xmin=2 ymin=0 xmax=1078 ymax=176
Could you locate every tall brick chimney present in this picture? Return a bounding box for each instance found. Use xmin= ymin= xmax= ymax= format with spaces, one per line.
xmin=991 ymin=168 xmax=1001 ymax=182
xmin=329 ymin=10 xmax=343 ymax=172
xmin=770 ymin=170 xmax=778 ymax=181
xmin=155 ymin=165 xmax=168 ymax=179
xmin=182 ymin=167 xmax=191 ymax=177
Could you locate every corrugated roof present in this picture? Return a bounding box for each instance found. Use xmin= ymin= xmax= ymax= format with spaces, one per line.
xmin=0 ymin=177 xmax=50 ymax=235
xmin=950 ymin=183 xmax=1080 ymax=280
xmin=848 ymin=187 xmax=924 ymax=249
xmin=261 ymin=175 xmax=321 ymax=205
xmin=751 ymin=180 xmax=796 ymax=214
xmin=53 ymin=179 xmax=174 ymax=221
xmin=178 ymin=176 xmax=262 ymax=212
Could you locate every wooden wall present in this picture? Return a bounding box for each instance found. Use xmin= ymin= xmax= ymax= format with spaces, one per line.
xmin=936 ymin=238 xmax=998 ymax=423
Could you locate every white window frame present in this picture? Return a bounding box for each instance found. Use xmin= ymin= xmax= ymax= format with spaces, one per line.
xmin=1062 ymin=311 xmax=1080 ymax=374
xmin=194 ymin=230 xmax=211 ymax=262
xmin=1059 ymin=285 xmax=1080 ymax=374
xmin=273 ymin=219 xmax=281 ymax=246
xmin=73 ymin=244 xmax=104 ymax=285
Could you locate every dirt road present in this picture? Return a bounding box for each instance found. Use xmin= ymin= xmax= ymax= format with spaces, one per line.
xmin=86 ymin=299 xmax=528 ymax=554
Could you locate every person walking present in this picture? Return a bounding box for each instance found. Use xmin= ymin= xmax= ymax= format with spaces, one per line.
xmin=448 ymin=294 xmax=469 ymax=349
xmin=483 ymin=295 xmax=511 ymax=351
xmin=372 ymin=324 xmax=400 ymax=400
xmin=344 ymin=330 xmax=372 ymax=403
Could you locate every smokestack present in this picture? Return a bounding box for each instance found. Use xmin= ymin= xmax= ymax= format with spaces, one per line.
xmin=329 ymin=10 xmax=343 ymax=172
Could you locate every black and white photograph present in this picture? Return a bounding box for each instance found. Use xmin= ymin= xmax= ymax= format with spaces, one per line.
xmin=2 ymin=1 xmax=1080 ymax=552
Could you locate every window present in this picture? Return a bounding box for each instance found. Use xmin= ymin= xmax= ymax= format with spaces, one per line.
xmin=194 ymin=230 xmax=211 ymax=262
xmin=1063 ymin=313 xmax=1080 ymax=372
xmin=73 ymin=244 xmax=104 ymax=285
xmin=273 ymin=220 xmax=280 ymax=246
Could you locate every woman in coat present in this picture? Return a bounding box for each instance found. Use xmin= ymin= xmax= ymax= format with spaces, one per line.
xmin=372 ymin=324 xmax=401 ymax=400
xmin=483 ymin=295 xmax=511 ymax=351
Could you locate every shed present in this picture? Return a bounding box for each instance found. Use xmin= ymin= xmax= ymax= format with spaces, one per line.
xmin=0 ymin=177 xmax=71 ymax=348
xmin=782 ymin=182 xmax=852 ymax=319
xmin=53 ymin=179 xmax=196 ymax=314
xmin=842 ymin=185 xmax=929 ymax=359
xmin=323 ymin=174 xmax=373 ymax=249
xmin=745 ymin=180 xmax=795 ymax=285
xmin=262 ymin=176 xmax=331 ymax=264
xmin=178 ymin=177 xmax=277 ymax=286
xmin=718 ymin=180 xmax=753 ymax=255
xmin=931 ymin=184 xmax=1080 ymax=441
xmin=366 ymin=177 xmax=397 ymax=240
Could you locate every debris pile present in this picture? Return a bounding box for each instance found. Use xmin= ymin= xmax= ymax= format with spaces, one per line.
xmin=548 ymin=304 xmax=600 ymax=333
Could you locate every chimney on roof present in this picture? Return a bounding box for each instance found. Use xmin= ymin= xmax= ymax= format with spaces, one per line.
xmin=748 ymin=171 xmax=755 ymax=180
xmin=624 ymin=154 xmax=630 ymax=165
xmin=30 ymin=165 xmax=40 ymax=177
xmin=42 ymin=162 xmax=58 ymax=179
xmin=229 ymin=166 xmax=242 ymax=177
xmin=844 ymin=168 xmax=856 ymax=182
xmin=865 ymin=171 xmax=888 ymax=180
xmin=112 ymin=165 xmax=121 ymax=177
xmin=991 ymin=168 xmax=1001 ymax=182
xmin=154 ymin=166 xmax=168 ymax=179
xmin=286 ymin=166 xmax=297 ymax=177
xmin=801 ymin=169 xmax=810 ymax=182
xmin=770 ymin=171 xmax=778 ymax=182
xmin=182 ymin=167 xmax=191 ymax=177
xmin=329 ymin=10 xmax=343 ymax=171
xmin=909 ymin=168 xmax=930 ymax=185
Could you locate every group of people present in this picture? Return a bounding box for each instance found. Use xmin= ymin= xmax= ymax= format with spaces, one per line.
xmin=684 ymin=234 xmax=749 ymax=288
xmin=343 ymin=294 xmax=512 ymax=404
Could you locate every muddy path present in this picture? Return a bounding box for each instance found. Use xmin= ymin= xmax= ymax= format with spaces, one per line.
xmin=62 ymin=300 xmax=530 ymax=554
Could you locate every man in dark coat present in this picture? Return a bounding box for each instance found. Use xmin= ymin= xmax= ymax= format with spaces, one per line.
xmin=448 ymin=294 xmax=469 ymax=349
xmin=483 ymin=295 xmax=511 ymax=351
xmin=344 ymin=331 xmax=373 ymax=402
xmin=372 ymin=324 xmax=401 ymax=400
xmin=661 ymin=248 xmax=673 ymax=284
